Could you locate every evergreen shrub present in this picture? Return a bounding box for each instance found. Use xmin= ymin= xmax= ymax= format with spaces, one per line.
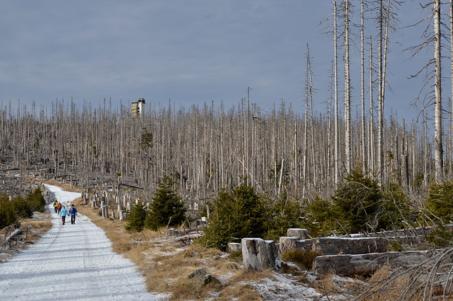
xmin=201 ymin=184 xmax=268 ymax=250
xmin=332 ymin=170 xmax=382 ymax=233
xmin=125 ymin=203 xmax=147 ymax=232
xmin=426 ymin=181 xmax=453 ymax=223
xmin=12 ymin=196 xmax=33 ymax=218
xmin=0 ymin=195 xmax=17 ymax=229
xmin=265 ymin=194 xmax=304 ymax=240
xmin=302 ymin=197 xmax=340 ymax=236
xmin=27 ymin=188 xmax=46 ymax=212
xmin=145 ymin=176 xmax=186 ymax=230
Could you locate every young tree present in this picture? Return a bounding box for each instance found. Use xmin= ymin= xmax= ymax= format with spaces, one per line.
xmin=145 ymin=176 xmax=186 ymax=230
xmin=201 ymin=184 xmax=268 ymax=250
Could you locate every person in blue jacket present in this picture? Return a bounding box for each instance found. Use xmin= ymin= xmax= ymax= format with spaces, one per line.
xmin=60 ymin=206 xmax=68 ymax=225
xmin=69 ymin=204 xmax=78 ymax=224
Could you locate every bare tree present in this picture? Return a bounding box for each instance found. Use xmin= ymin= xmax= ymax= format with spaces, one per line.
xmin=343 ymin=0 xmax=352 ymax=174
xmin=377 ymin=0 xmax=385 ymax=184
xmin=369 ymin=37 xmax=375 ymax=176
xmin=333 ymin=0 xmax=340 ymax=186
xmin=361 ymin=0 xmax=367 ymax=175
xmin=433 ymin=0 xmax=443 ymax=182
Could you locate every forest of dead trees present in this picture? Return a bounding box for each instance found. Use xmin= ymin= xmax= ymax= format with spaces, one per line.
xmin=0 ymin=96 xmax=450 ymax=202
xmin=0 ymin=0 xmax=453 ymax=204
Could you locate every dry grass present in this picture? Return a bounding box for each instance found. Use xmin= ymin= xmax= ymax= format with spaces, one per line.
xmin=19 ymin=210 xmax=52 ymax=241
xmin=359 ymin=265 xmax=413 ymax=301
xmin=214 ymin=271 xmax=272 ymax=301
xmin=73 ymin=197 xmax=260 ymax=300
xmin=0 ymin=212 xmax=52 ymax=256
xmin=314 ymin=273 xmax=341 ymax=295
xmin=281 ymin=249 xmax=319 ymax=270
xmin=368 ymin=265 xmax=392 ymax=284
xmin=216 ymin=283 xmax=263 ymax=301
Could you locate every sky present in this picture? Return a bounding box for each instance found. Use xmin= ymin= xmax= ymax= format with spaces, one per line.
xmin=0 ymin=0 xmax=444 ymax=121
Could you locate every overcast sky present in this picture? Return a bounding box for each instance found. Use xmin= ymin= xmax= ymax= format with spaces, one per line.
xmin=0 ymin=1 xmax=443 ymax=120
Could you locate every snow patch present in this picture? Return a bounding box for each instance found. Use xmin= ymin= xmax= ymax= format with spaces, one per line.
xmin=248 ymin=272 xmax=350 ymax=301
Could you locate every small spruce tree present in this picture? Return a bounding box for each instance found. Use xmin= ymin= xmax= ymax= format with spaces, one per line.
xmin=13 ymin=196 xmax=33 ymax=218
xmin=27 ymin=188 xmax=46 ymax=212
xmin=302 ymin=197 xmax=340 ymax=236
xmin=0 ymin=195 xmax=17 ymax=228
xmin=145 ymin=176 xmax=186 ymax=230
xmin=426 ymin=181 xmax=453 ymax=223
xmin=332 ymin=170 xmax=382 ymax=233
xmin=201 ymin=184 xmax=268 ymax=250
xmin=379 ymin=183 xmax=413 ymax=230
xmin=125 ymin=203 xmax=147 ymax=232
xmin=265 ymin=193 xmax=303 ymax=240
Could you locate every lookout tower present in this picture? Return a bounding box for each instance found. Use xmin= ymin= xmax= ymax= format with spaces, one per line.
xmin=131 ymin=98 xmax=145 ymax=117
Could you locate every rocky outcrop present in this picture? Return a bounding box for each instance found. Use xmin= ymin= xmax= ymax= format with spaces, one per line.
xmin=188 ymin=268 xmax=221 ymax=287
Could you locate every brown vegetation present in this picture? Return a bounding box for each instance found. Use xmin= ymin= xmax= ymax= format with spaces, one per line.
xmin=75 ymin=198 xmax=265 ymax=300
xmin=21 ymin=217 xmax=53 ymax=243
xmin=362 ymin=265 xmax=412 ymax=301
xmin=281 ymin=249 xmax=319 ymax=270
xmin=0 ymin=212 xmax=52 ymax=261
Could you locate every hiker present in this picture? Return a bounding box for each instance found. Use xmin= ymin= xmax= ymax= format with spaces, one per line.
xmin=53 ymin=201 xmax=58 ymax=213
xmin=69 ymin=204 xmax=78 ymax=224
xmin=60 ymin=206 xmax=68 ymax=225
xmin=56 ymin=201 xmax=62 ymax=214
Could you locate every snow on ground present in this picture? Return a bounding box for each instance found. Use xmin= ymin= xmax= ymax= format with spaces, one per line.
xmin=0 ymin=184 xmax=167 ymax=301
xmin=249 ymin=273 xmax=352 ymax=301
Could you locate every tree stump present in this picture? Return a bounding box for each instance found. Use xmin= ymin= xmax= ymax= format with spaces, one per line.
xmin=287 ymin=228 xmax=310 ymax=239
xmin=242 ymin=238 xmax=277 ymax=271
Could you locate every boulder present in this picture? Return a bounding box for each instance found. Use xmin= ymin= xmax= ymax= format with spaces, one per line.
xmin=242 ymin=238 xmax=277 ymax=271
xmin=287 ymin=228 xmax=310 ymax=239
xmin=314 ymin=250 xmax=432 ymax=276
xmin=317 ymin=237 xmax=388 ymax=255
xmin=227 ymin=242 xmax=242 ymax=253
xmin=188 ymin=268 xmax=221 ymax=287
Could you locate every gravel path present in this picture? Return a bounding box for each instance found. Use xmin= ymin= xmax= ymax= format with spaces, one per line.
xmin=0 ymin=184 xmax=166 ymax=301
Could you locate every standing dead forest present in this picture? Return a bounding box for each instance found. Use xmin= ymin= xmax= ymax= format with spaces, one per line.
xmin=0 ymin=92 xmax=451 ymax=201
xmin=3 ymin=1 xmax=453 ymax=299
xmin=0 ymin=0 xmax=453 ymax=220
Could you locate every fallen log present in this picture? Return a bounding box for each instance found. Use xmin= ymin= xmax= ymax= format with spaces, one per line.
xmin=317 ymin=237 xmax=388 ymax=255
xmin=1 ymin=228 xmax=23 ymax=249
xmin=313 ymin=250 xmax=433 ymax=276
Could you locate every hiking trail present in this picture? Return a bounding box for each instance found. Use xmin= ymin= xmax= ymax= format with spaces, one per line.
xmin=0 ymin=184 xmax=166 ymax=301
